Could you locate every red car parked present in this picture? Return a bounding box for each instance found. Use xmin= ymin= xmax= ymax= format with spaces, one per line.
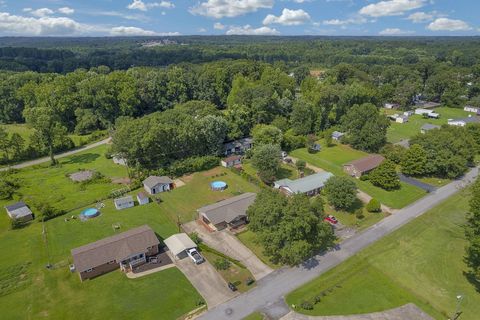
xmin=324 ymin=215 xmax=338 ymax=225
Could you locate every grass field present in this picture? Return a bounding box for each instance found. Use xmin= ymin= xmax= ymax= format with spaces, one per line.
xmin=243 ymin=312 xmax=265 ymax=320
xmin=1 ymin=144 xmax=129 ymax=213
xmin=386 ymin=107 xmax=469 ymax=143
xmin=237 ymin=230 xmax=279 ymax=269
xmin=286 ymin=190 xmax=480 ymax=319
xmin=156 ymin=167 xmax=260 ymax=224
xmin=290 ymin=142 xmax=426 ymax=208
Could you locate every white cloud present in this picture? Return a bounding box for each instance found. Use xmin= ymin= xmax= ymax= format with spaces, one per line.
xmin=360 ymin=0 xmax=425 ymax=17
xmin=323 ymin=16 xmax=367 ymax=26
xmin=263 ymin=8 xmax=310 ymax=26
xmin=214 ymin=22 xmax=225 ymax=30
xmin=226 ymin=24 xmax=279 ymax=35
xmin=127 ymin=0 xmax=174 ymax=11
xmin=0 ymin=11 xmax=87 ymax=35
xmin=379 ymin=28 xmax=414 ymax=35
xmin=191 ymin=0 xmax=274 ymax=18
xmin=427 ymin=18 xmax=472 ymax=31
xmin=110 ymin=26 xmax=180 ymax=36
xmin=58 ymin=7 xmax=75 ymax=15
xmin=27 ymin=8 xmax=54 ymax=18
xmin=198 ymin=27 xmax=207 ymax=32
xmin=406 ymin=11 xmax=433 ymax=23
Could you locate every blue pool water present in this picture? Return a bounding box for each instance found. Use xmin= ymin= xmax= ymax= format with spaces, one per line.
xmin=211 ymin=181 xmax=227 ymax=190
xmin=81 ymin=208 xmax=100 ymax=218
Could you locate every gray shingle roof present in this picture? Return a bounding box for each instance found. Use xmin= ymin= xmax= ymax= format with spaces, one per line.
xmin=71 ymin=225 xmax=159 ymax=273
xmin=275 ymin=172 xmax=334 ymax=194
xmin=421 ymin=123 xmax=440 ymax=131
xmin=114 ymin=195 xmax=134 ymax=206
xmin=143 ymin=176 xmax=173 ymax=189
xmin=198 ymin=193 xmax=256 ymax=225
xmin=5 ymin=201 xmax=32 ymax=219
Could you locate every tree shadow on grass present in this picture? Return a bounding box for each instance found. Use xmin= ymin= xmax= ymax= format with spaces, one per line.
xmin=346 ymin=198 xmax=364 ymax=213
xmin=62 ymin=153 xmax=100 ymax=165
xmin=463 ymin=271 xmax=480 ymax=292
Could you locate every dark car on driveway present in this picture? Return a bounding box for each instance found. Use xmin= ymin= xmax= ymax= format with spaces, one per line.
xmin=228 ymin=282 xmax=237 ymax=291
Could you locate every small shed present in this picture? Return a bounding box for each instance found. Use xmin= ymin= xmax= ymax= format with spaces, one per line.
xmin=395 ymin=115 xmax=409 ymax=123
xmin=143 ymin=176 xmax=174 ymax=195
xmin=114 ymin=196 xmax=134 ymax=210
xmin=163 ymin=233 xmax=197 ymax=259
xmin=310 ymin=143 xmax=321 ymax=152
xmin=137 ymin=192 xmax=149 ymax=205
xmin=5 ymin=201 xmax=33 ymax=221
xmin=331 ymin=131 xmax=345 ymax=141
xmin=221 ymin=155 xmax=242 ymax=168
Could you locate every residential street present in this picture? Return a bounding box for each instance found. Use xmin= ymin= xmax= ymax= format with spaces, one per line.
xmin=0 ymin=137 xmax=111 ymax=172
xmin=197 ymin=166 xmax=479 ymax=320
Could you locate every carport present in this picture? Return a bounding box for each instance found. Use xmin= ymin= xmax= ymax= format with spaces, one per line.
xmin=163 ymin=233 xmax=197 ymax=260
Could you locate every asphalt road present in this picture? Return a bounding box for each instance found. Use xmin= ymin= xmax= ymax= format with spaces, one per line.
xmin=0 ymin=137 xmax=111 ymax=172
xmin=198 ymin=166 xmax=479 ymax=320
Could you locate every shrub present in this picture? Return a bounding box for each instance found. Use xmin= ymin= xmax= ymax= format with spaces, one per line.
xmin=246 ymin=277 xmax=255 ymax=286
xmin=10 ymin=219 xmax=25 ymax=230
xmin=313 ymin=295 xmax=322 ymax=304
xmin=35 ymin=202 xmax=65 ymax=221
xmin=190 ymin=232 xmax=203 ymax=245
xmin=168 ymin=156 xmax=219 ymax=177
xmin=355 ymin=208 xmax=365 ymax=219
xmin=366 ymin=198 xmax=381 ymax=212
xmin=301 ymin=301 xmax=314 ymax=310
xmin=214 ymin=258 xmax=231 ymax=270
xmin=296 ymin=159 xmax=306 ymax=171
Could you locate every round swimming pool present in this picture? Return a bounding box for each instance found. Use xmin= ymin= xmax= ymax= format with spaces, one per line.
xmin=81 ymin=208 xmax=100 ymax=219
xmin=211 ymin=181 xmax=227 ymax=191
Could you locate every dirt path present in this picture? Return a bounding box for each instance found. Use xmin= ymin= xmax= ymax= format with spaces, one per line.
xmin=281 ymin=303 xmax=433 ymax=320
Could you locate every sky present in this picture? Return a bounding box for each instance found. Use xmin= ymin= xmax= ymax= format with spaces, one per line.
xmin=0 ymin=0 xmax=478 ymax=37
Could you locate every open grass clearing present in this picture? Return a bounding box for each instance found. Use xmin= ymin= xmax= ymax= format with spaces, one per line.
xmin=286 ymin=190 xmax=479 ymax=319
xmin=236 ymin=230 xmax=280 ymax=269
xmin=290 ymin=143 xmax=426 ymax=209
xmin=157 ymin=167 xmax=260 ymax=224
xmin=386 ymin=107 xmax=469 ymax=143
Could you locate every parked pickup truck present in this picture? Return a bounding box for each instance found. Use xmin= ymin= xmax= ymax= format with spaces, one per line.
xmin=187 ymin=248 xmax=205 ymax=264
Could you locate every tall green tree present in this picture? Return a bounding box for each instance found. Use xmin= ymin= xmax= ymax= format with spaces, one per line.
xmin=401 ymin=144 xmax=428 ymax=176
xmin=252 ymin=124 xmax=283 ymax=147
xmin=251 ymin=144 xmax=281 ymax=183
xmin=324 ymin=176 xmax=357 ymax=210
xmin=465 ymin=178 xmax=480 ymax=283
xmin=369 ymin=160 xmax=400 ymax=190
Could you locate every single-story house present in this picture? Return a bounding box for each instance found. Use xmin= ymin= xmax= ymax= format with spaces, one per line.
xmin=143 ymin=176 xmax=174 ymax=195
xmin=420 ymin=123 xmax=441 ymax=134
xmin=137 ymin=192 xmax=149 ymax=205
xmin=384 ymin=103 xmax=400 ymax=109
xmin=197 ymin=193 xmax=256 ymax=231
xmin=343 ymin=155 xmax=385 ymax=178
xmin=464 ymin=106 xmax=479 ymax=113
xmin=415 ymin=108 xmax=439 ymax=118
xmin=223 ymin=137 xmax=253 ymax=156
xmin=71 ymin=225 xmax=160 ymax=281
xmin=404 ymin=111 xmax=414 ymax=117
xmin=331 ymin=131 xmax=345 ymax=141
xmin=310 ymin=143 xmax=321 ymax=152
xmin=163 ymin=233 xmax=197 ymax=260
xmin=114 ymin=195 xmax=134 ymax=210
xmin=274 ymin=172 xmax=334 ymax=197
xmin=221 ymin=155 xmax=242 ymax=168
xmin=4 ymin=201 xmax=33 ymax=221
xmin=448 ymin=116 xmax=480 ymax=127
xmin=395 ymin=115 xmax=409 ymax=123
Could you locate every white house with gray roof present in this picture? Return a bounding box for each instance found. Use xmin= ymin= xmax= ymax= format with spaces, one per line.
xmin=114 ymin=195 xmax=134 ymax=210
xmin=197 ymin=193 xmax=256 ymax=231
xmin=143 ymin=176 xmax=174 ymax=195
xmin=274 ymin=172 xmax=334 ymax=196
xmin=420 ymin=123 xmax=441 ymax=134
xmin=5 ymin=201 xmax=33 ymax=221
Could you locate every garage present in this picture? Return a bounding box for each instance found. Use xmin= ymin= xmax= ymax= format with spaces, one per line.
xmin=163 ymin=233 xmax=197 ymax=260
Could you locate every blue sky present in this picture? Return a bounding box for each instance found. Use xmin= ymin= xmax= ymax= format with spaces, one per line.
xmin=0 ymin=0 xmax=478 ymax=36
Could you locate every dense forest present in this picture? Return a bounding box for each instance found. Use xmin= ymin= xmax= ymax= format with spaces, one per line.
xmin=0 ymin=36 xmax=479 ymax=177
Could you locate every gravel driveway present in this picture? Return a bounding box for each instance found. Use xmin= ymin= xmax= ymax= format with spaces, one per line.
xmin=183 ymin=221 xmax=273 ymax=280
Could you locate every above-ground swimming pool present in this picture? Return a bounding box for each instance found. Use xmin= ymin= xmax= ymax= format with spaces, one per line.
xmin=211 ymin=181 xmax=228 ymax=191
xmin=80 ymin=208 xmax=100 ymax=219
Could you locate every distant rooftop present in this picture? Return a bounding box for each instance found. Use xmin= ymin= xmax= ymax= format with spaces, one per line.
xmin=275 ymin=172 xmax=334 ymax=194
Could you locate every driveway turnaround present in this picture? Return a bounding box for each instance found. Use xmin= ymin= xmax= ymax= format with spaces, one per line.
xmin=281 ymin=303 xmax=433 ymax=320
xmin=174 ymin=255 xmax=238 ymax=308
xmin=197 ymin=167 xmax=479 ymax=320
xmin=183 ymin=221 xmax=273 ymax=280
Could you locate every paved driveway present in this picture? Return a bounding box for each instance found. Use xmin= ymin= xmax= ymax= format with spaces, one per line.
xmin=174 ymin=254 xmax=238 ymax=308
xmin=183 ymin=221 xmax=273 ymax=280
xmin=398 ymin=173 xmax=436 ymax=193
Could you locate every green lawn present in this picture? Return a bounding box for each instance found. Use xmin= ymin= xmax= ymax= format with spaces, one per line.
xmin=290 ymin=143 xmax=426 ymax=209
xmin=286 ymin=190 xmax=480 ymax=319
xmin=327 ymin=205 xmax=387 ymax=231
xmin=157 ymin=167 xmax=260 ymax=224
xmin=237 ymin=230 xmax=279 ymax=269
xmin=0 ymin=146 xmax=208 ymax=319
xmin=386 ymin=107 xmax=469 ymax=143
xmin=1 ymin=144 xmax=129 ymax=213
xmin=243 ymin=312 xmax=265 ymax=320
xmin=243 ymin=160 xmax=301 ymax=181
